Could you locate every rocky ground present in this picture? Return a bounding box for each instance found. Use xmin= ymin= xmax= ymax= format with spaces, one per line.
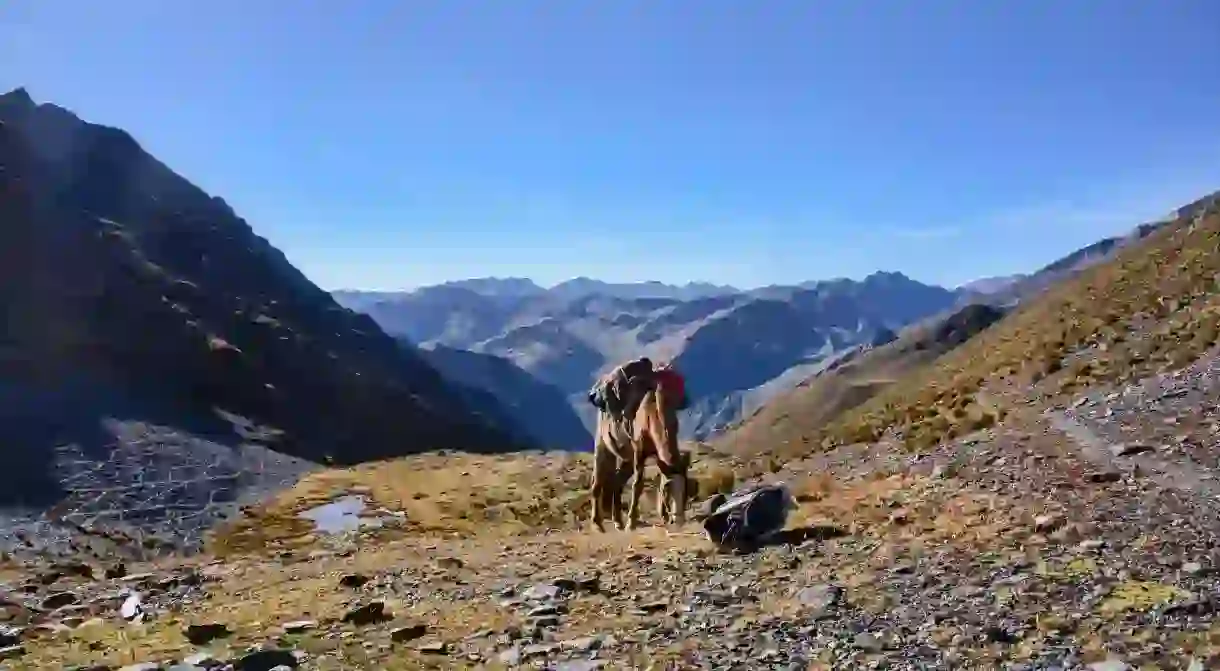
xmin=7 ymin=355 xmax=1220 ymax=669
xmin=0 ymin=418 xmax=317 ymax=561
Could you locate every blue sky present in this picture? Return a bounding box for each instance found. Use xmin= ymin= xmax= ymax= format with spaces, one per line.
xmin=3 ymin=1 xmax=1219 ymax=290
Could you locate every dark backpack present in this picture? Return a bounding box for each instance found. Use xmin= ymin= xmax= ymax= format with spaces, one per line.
xmin=701 ymin=483 xmax=794 ymax=551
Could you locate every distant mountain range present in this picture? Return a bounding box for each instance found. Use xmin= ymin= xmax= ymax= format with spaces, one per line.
xmin=334 ymin=220 xmax=1178 ymax=447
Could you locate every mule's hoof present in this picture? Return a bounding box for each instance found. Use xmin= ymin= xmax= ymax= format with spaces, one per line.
xmin=625 ymin=521 xmax=639 ymax=531
xmin=592 ymin=520 xmax=606 ymax=533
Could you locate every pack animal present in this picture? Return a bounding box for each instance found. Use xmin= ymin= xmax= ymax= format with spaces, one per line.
xmin=589 ymin=362 xmax=691 ymax=531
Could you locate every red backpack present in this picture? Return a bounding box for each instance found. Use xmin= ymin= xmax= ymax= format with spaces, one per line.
xmin=654 ymin=367 xmax=689 ymax=410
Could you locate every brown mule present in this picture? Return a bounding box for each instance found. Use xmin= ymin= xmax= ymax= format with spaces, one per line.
xmin=589 ymin=364 xmax=690 ymax=531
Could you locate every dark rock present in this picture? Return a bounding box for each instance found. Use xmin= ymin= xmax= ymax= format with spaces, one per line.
xmin=417 ymin=641 xmax=449 ymax=655
xmin=984 ymin=625 xmax=1020 ymax=644
xmin=182 ymin=622 xmax=231 ymax=645
xmin=340 ymin=601 xmax=389 ymax=626
xmin=181 ymin=652 xmax=222 ymax=668
xmin=1111 ymin=443 xmax=1154 ymax=457
xmin=0 ymin=627 xmax=21 ymax=647
xmin=232 ymin=649 xmax=299 ymax=671
xmin=338 ymin=573 xmax=370 ymax=589
xmin=41 ymin=592 xmax=78 ymax=609
xmin=54 ymin=561 xmax=95 ymax=579
xmin=281 ymin=620 xmax=316 ymax=634
xmin=390 ymin=624 xmax=428 ymax=642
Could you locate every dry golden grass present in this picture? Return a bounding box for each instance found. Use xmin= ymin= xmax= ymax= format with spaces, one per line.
xmin=736 ymin=200 xmax=1220 ymax=459
xmin=209 ymin=451 xmax=587 ymax=554
xmin=209 ymin=447 xmax=744 ymax=555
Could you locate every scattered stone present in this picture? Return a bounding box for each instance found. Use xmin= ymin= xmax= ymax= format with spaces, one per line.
xmin=54 ymin=561 xmax=95 ymax=579
xmin=41 ymin=591 xmax=78 ymax=609
xmin=523 ymin=583 xmax=562 ymax=601
xmin=1112 ymin=443 xmax=1154 ymax=457
xmin=0 ymin=627 xmax=21 ymax=647
xmin=852 ymin=632 xmax=884 ymax=652
xmin=795 ymin=583 xmax=842 ymax=616
xmin=1088 ymin=660 xmax=1130 ymax=671
xmin=120 ymin=593 xmax=144 ymax=621
xmin=1034 ymin=514 xmax=1064 ymax=533
xmin=232 ymin=648 xmax=299 ymax=671
xmin=574 ymin=574 xmax=600 ymax=592
xmin=281 ymin=620 xmax=316 ymax=634
xmin=1086 ymin=470 xmax=1122 ymax=483
xmin=338 ymin=573 xmax=370 ymax=589
xmin=560 ymin=635 xmax=602 ymax=652
xmin=117 ymin=664 xmax=161 ymax=671
xmin=498 ymin=646 xmax=522 ymax=665
xmin=182 ymin=652 xmax=222 ymax=668
xmin=341 ymin=601 xmax=388 ymax=626
xmin=104 ymin=563 xmax=127 ymax=580
xmin=416 ymin=641 xmax=449 ymax=655
xmin=0 ymin=646 xmax=24 ymax=660
xmin=390 ymin=624 xmax=428 ymax=642
xmin=183 ymin=622 xmax=231 ymax=645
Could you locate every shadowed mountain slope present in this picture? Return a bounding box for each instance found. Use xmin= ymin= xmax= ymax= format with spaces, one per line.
xmin=0 ymin=87 xmax=531 ymax=508
xmin=418 ymin=344 xmax=593 ymax=450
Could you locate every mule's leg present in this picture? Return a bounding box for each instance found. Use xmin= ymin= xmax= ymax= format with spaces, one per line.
xmin=657 ymin=474 xmax=671 ymax=524
xmin=626 ymin=454 xmax=647 ymax=530
xmin=590 ymin=470 xmax=605 ymax=532
xmin=590 ymin=446 xmax=607 ymax=533
xmin=671 ymin=474 xmax=687 ymax=525
xmin=610 ymin=460 xmax=626 ymax=530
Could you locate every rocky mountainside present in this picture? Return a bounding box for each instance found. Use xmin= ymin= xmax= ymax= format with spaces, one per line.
xmin=716 ymin=302 xmax=1009 ymax=457
xmin=336 ymin=272 xmax=961 ymax=441
xmin=0 ymin=88 xmax=531 ymax=516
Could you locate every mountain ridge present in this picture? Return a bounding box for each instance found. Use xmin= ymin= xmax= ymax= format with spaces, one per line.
xmin=333 ymin=215 xmax=1190 ymax=446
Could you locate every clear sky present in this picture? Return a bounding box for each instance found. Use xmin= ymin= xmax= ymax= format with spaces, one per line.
xmin=3 ymin=1 xmax=1219 ymax=290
